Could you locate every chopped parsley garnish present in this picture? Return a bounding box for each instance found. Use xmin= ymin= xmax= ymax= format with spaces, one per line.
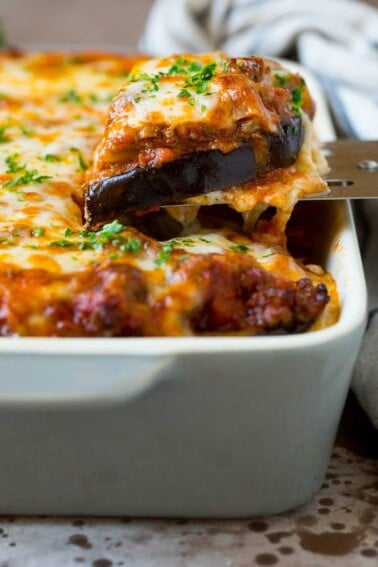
xmin=119 ymin=239 xmax=141 ymax=253
xmin=47 ymin=220 xmax=142 ymax=256
xmin=0 ymin=237 xmax=15 ymax=246
xmin=154 ymin=240 xmax=179 ymax=266
xmin=44 ymin=153 xmax=61 ymax=162
xmin=131 ymin=56 xmax=218 ymax=108
xmin=261 ymin=252 xmax=276 ymax=258
xmin=230 ymin=244 xmax=249 ymax=254
xmin=290 ymin=86 xmax=304 ymax=115
xmin=5 ymin=153 xmax=25 ymax=173
xmin=49 ymin=239 xmax=73 ymax=248
xmin=20 ymin=126 xmax=33 ymax=136
xmin=183 ymin=61 xmax=217 ymax=95
xmin=70 ymin=147 xmax=88 ymax=171
xmin=77 ymin=151 xmax=87 ymax=171
xmin=59 ymin=90 xmax=83 ymax=104
xmin=0 ymin=126 xmax=10 ymax=144
xmin=3 ymin=169 xmax=52 ymax=188
xmin=178 ymin=88 xmax=191 ymax=99
xmin=273 ymin=71 xmax=290 ymax=88
xmin=31 ymin=227 xmax=45 ymax=237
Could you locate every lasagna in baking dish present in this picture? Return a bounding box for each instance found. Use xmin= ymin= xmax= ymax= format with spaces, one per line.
xmin=0 ymin=51 xmax=338 ymax=337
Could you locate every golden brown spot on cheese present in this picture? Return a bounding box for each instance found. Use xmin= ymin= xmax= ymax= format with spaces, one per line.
xmin=28 ymin=254 xmax=62 ymax=272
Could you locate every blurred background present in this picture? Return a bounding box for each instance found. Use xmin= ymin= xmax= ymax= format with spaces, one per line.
xmin=0 ymin=0 xmax=154 ymax=48
xmin=0 ymin=0 xmax=376 ymax=49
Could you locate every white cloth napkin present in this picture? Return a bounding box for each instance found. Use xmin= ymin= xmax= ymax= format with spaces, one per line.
xmin=141 ymin=0 xmax=378 ymax=427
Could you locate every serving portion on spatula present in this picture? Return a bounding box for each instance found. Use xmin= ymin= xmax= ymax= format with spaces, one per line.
xmin=83 ymin=53 xmax=329 ymax=229
xmin=83 ymin=53 xmax=376 ymax=231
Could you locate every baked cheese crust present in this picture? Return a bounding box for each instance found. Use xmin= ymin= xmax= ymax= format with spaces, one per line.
xmin=0 ymin=51 xmax=338 ymax=337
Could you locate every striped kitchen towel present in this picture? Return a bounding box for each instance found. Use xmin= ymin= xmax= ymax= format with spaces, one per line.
xmin=141 ymin=0 xmax=378 ymax=426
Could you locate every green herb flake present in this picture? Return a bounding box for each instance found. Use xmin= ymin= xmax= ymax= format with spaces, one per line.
xmin=108 ymin=252 xmax=119 ymax=260
xmin=44 ymin=153 xmax=61 ymax=162
xmin=20 ymin=126 xmax=33 ymax=136
xmin=290 ymin=86 xmax=304 ymax=115
xmin=49 ymin=239 xmax=73 ymax=248
xmin=119 ymin=239 xmax=141 ymax=253
xmin=178 ymin=88 xmax=191 ymax=99
xmin=0 ymin=126 xmax=10 ymax=144
xmin=31 ymin=227 xmax=45 ymax=237
xmin=273 ymin=71 xmax=290 ymax=88
xmin=230 ymin=244 xmax=249 ymax=254
xmin=59 ymin=89 xmax=83 ymax=104
xmin=77 ymin=152 xmax=87 ymax=171
xmin=64 ymin=228 xmax=74 ymax=238
xmin=3 ymin=170 xmax=52 ymax=189
xmin=5 ymin=153 xmax=25 ymax=173
xmin=154 ymin=240 xmax=179 ymax=266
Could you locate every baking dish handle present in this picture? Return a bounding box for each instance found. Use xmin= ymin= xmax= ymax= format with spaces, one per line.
xmin=0 ymin=354 xmax=175 ymax=408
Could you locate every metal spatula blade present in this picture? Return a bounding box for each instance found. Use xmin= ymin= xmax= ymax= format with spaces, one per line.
xmin=312 ymin=139 xmax=378 ymax=200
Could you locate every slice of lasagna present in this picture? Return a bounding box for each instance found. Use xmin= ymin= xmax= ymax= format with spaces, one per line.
xmin=84 ymin=53 xmax=328 ymax=234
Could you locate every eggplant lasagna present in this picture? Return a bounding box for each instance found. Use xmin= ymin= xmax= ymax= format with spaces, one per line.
xmin=0 ymin=51 xmax=338 ymax=337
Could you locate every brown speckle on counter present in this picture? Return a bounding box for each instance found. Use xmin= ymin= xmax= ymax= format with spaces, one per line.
xmin=278 ymin=546 xmax=294 ymax=555
xmin=92 ymin=560 xmax=113 ymax=567
xmin=248 ymin=520 xmax=269 ymax=532
xmin=266 ymin=531 xmax=294 ymax=544
xmin=361 ymin=548 xmax=377 ymax=558
xmin=298 ymin=529 xmax=364 ymax=556
xmin=255 ymin=552 xmax=279 ymax=565
xmin=68 ymin=534 xmax=93 ymax=550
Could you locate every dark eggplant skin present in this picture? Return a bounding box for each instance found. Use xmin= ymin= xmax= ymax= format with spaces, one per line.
xmin=85 ymin=144 xmax=255 ymax=228
xmin=269 ymin=116 xmax=304 ymax=169
xmin=85 ymin=116 xmax=303 ymax=228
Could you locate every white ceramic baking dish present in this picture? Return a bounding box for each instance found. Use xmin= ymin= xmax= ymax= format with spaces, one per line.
xmin=0 ymin=62 xmax=367 ymax=517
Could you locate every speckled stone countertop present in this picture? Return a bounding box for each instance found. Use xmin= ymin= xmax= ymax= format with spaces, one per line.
xmin=0 ymin=394 xmax=376 ymax=567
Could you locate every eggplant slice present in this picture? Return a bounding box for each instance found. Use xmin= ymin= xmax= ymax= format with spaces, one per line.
xmin=85 ymin=116 xmax=303 ymax=228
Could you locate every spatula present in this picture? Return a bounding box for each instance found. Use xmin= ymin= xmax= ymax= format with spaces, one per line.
xmin=311 ymin=140 xmax=378 ymax=200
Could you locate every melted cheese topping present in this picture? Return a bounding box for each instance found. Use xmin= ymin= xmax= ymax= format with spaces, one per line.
xmin=93 ymin=52 xmax=283 ymax=168
xmin=0 ymin=51 xmax=338 ymax=336
xmin=0 ymin=52 xmax=136 ymax=273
